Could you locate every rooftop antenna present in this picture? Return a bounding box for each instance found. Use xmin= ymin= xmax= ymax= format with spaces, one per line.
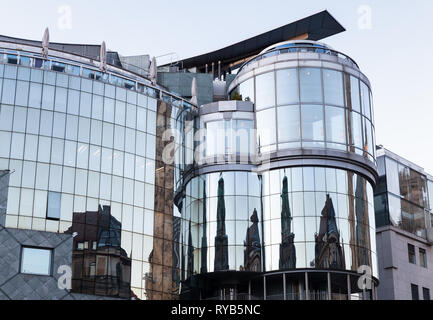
xmin=42 ymin=28 xmax=49 ymax=59
xmin=99 ymin=41 xmax=107 ymax=73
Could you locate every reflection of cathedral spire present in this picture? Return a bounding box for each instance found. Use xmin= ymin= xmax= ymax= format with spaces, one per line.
xmin=214 ymin=174 xmax=229 ymax=271
xmin=279 ymin=175 xmax=296 ymax=269
xmin=187 ymin=220 xmax=194 ymax=277
xmin=243 ymin=209 xmax=262 ymax=272
xmin=355 ymin=175 xmax=371 ymax=267
xmin=314 ymin=195 xmax=345 ymax=270
xmin=201 ymin=180 xmax=208 ymax=273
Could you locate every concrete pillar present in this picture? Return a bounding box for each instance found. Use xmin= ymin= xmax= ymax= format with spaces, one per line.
xmin=327 ymin=272 xmax=332 ymax=300
xmin=283 ymin=273 xmax=286 ymax=300
xmin=347 ymin=274 xmax=351 ymax=300
xmin=263 ymin=276 xmax=267 ymax=300
xmin=305 ymin=272 xmax=309 ymax=300
xmin=248 ymin=281 xmax=251 ymax=300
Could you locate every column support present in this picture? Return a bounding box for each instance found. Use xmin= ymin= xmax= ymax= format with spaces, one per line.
xmin=283 ymin=273 xmax=286 ymax=300
xmin=347 ymin=273 xmax=351 ymax=300
xmin=305 ymin=272 xmax=309 ymax=301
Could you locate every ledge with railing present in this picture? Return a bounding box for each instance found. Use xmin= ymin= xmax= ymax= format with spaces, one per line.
xmin=0 ymin=46 xmax=196 ymax=111
xmin=237 ymin=44 xmax=359 ymax=74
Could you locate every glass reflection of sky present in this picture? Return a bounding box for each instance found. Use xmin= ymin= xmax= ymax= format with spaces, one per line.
xmin=21 ymin=247 xmax=51 ymax=275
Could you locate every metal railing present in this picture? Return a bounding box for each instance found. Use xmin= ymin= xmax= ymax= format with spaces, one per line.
xmin=237 ymin=45 xmax=359 ymax=74
xmin=204 ymin=291 xmax=363 ymax=301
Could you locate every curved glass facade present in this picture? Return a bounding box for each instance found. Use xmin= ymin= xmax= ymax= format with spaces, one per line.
xmin=0 ymin=49 xmax=195 ymax=300
xmin=230 ymin=67 xmax=375 ymax=161
xmin=180 ymin=167 xmax=377 ymax=279
xmin=177 ymin=41 xmax=378 ymax=300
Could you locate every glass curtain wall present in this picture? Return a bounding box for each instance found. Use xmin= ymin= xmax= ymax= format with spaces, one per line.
xmin=374 ymin=155 xmax=431 ymax=238
xmin=230 ymin=68 xmax=375 ymax=161
xmin=0 ymin=61 xmax=194 ymax=300
xmin=180 ymin=167 xmax=377 ymax=280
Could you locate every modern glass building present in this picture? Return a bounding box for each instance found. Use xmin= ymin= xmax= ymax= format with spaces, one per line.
xmin=0 ymin=36 xmax=196 ymax=300
xmin=0 ymin=10 xmax=381 ymax=300
xmin=175 ymin=39 xmax=379 ymax=300
xmin=374 ymin=147 xmax=433 ymax=300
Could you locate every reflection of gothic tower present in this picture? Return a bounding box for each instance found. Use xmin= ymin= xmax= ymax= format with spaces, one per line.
xmin=187 ymin=220 xmax=194 ymax=277
xmin=355 ymin=175 xmax=371 ymax=267
xmin=279 ymin=175 xmax=296 ymax=269
xmin=214 ymin=175 xmax=229 ymax=271
xmin=314 ymin=195 xmax=345 ymax=269
xmin=201 ymin=180 xmax=208 ymax=273
xmin=243 ymin=209 xmax=262 ymax=272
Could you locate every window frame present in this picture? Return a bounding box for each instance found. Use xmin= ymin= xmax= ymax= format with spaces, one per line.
xmin=408 ymin=243 xmax=416 ymax=264
xmin=419 ymin=248 xmax=427 ymax=268
xmin=411 ymin=283 xmax=419 ymax=300
xmin=20 ymin=246 xmax=53 ymax=276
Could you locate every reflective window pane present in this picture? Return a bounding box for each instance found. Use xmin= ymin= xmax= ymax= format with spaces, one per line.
xmin=300 ymin=68 xmax=322 ymax=104
xmin=47 ymin=191 xmax=61 ymax=219
xmin=360 ymin=81 xmax=371 ymax=119
xmin=255 ymin=72 xmax=275 ymax=110
xmin=21 ymin=247 xmax=52 ymax=275
xmin=237 ymin=77 xmax=254 ymax=103
xmin=277 ymin=105 xmax=300 ymax=143
xmin=325 ymin=106 xmax=346 ymax=144
xmin=301 ymin=105 xmax=324 ymax=142
xmin=256 ymin=108 xmax=276 ymax=147
xmin=276 ymin=69 xmax=298 ymax=105
xmin=323 ymin=69 xmax=344 ymax=106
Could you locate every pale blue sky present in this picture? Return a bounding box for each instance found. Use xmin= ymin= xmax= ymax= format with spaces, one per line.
xmin=1 ymin=0 xmax=432 ymax=173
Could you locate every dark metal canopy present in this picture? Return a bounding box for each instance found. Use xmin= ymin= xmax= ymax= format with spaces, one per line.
xmin=167 ymin=10 xmax=345 ymax=72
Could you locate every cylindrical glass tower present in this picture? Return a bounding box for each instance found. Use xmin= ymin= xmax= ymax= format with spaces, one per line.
xmin=178 ymin=40 xmax=378 ymax=300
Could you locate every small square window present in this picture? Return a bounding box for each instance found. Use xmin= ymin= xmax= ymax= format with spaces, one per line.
xmin=21 ymin=247 xmax=52 ymax=276
xmin=408 ymin=244 xmax=416 ymax=264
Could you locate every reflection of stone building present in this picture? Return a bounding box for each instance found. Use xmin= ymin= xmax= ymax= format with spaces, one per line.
xmin=149 ymin=99 xmax=176 ymax=300
xmin=314 ymin=196 xmax=345 ymax=270
xmin=280 ymin=175 xmax=296 ymax=270
xmin=243 ymin=209 xmax=261 ymax=272
xmin=172 ymin=216 xmax=181 ymax=295
xmin=65 ymin=205 xmax=132 ymax=299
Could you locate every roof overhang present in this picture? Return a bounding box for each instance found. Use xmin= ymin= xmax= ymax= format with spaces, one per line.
xmin=164 ymin=10 xmax=345 ymax=72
